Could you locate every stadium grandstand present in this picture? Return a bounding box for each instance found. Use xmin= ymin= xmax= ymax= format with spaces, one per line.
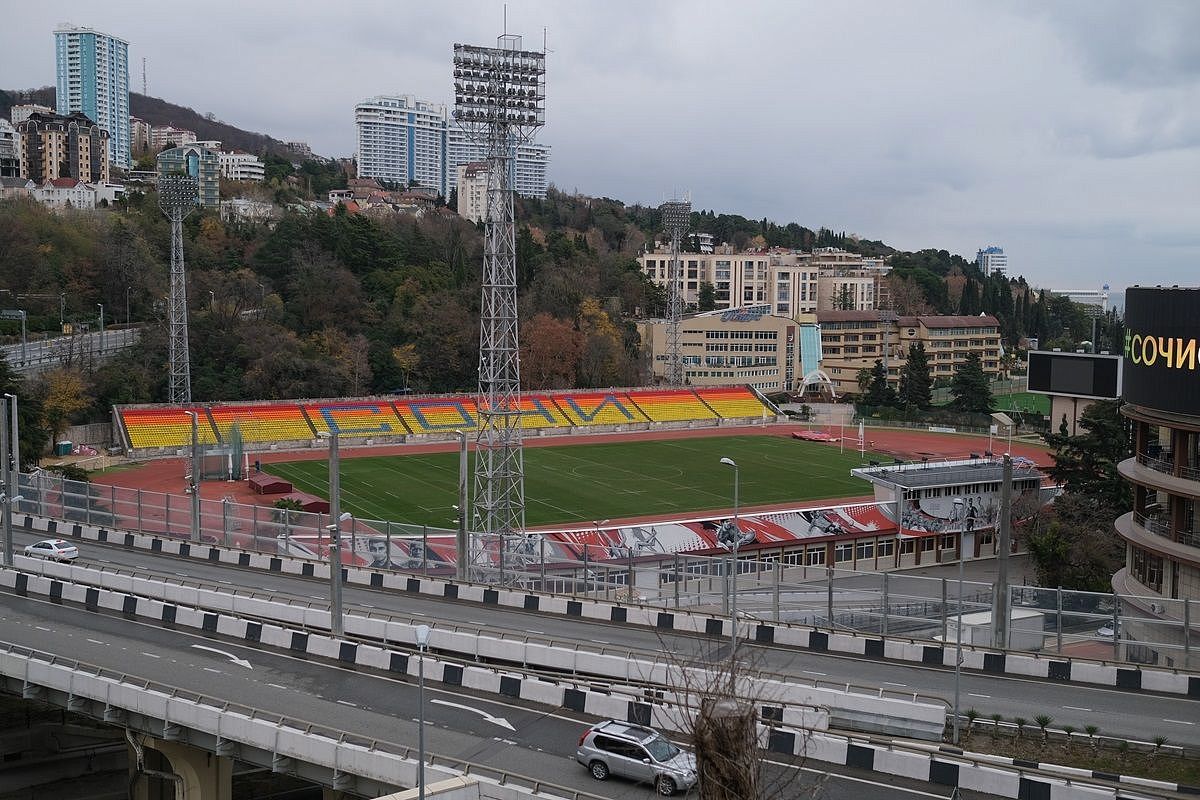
xmin=114 ymin=385 xmax=780 ymax=458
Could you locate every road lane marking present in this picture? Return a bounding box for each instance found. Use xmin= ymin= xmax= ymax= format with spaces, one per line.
xmin=969 ymin=693 xmax=991 ymax=699
xmin=337 ymin=700 xmax=357 ymax=708
xmin=267 ymin=683 xmax=287 ymax=690
xmin=1164 ymin=719 xmax=1195 ymax=725
xmin=430 ymin=699 xmax=515 ymax=730
xmin=86 ymin=638 xmax=106 ymax=645
xmin=883 ymin=682 xmax=906 ymax=687
xmin=203 ymin=667 xmax=222 ymax=673
xmin=802 ymin=670 xmax=827 ymax=676
xmin=1062 ymin=705 xmax=1091 ymax=712
xmin=525 ymin=630 xmax=545 ymax=635
xmin=141 ymin=652 xmax=161 ymax=659
xmin=35 ymin=626 xmax=51 ymax=632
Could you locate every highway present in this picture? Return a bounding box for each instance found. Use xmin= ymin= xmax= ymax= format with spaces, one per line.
xmin=21 ymin=530 xmax=1197 ymax=751
xmin=0 ymin=591 xmax=990 ymax=799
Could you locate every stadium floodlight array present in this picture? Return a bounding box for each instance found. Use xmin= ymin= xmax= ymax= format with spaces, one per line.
xmin=158 ymin=174 xmax=199 ymax=404
xmin=660 ymin=199 xmax=692 ymax=386
xmin=453 ymin=34 xmax=546 ymax=582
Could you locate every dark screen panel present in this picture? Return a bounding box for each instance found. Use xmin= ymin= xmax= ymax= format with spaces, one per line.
xmin=1123 ymin=287 xmax=1200 ymax=414
xmin=1049 ymin=358 xmax=1094 ymax=395
xmin=1027 ymin=351 xmax=1121 ymax=399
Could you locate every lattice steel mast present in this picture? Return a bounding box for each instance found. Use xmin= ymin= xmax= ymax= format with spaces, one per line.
xmin=661 ymin=199 xmax=691 ymax=386
xmin=158 ymin=175 xmax=198 ymax=404
xmin=453 ymin=36 xmax=546 ymax=579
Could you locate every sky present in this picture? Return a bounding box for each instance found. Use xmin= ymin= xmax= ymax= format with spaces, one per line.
xmin=5 ymin=1 xmax=1199 ymax=293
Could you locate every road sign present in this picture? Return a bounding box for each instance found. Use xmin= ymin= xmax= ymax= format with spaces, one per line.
xmin=0 ymin=310 xmax=25 ymax=320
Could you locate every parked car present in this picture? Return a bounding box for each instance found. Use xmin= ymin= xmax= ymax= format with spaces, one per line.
xmin=23 ymin=539 xmax=79 ymax=563
xmin=576 ymin=720 xmax=697 ymax=796
xmin=1095 ymin=622 xmax=1118 ymax=639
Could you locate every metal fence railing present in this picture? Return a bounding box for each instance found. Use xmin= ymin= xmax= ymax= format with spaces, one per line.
xmin=8 ymin=469 xmax=1197 ymax=671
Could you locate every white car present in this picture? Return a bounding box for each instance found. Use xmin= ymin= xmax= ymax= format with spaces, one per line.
xmin=23 ymin=539 xmax=79 ymax=563
xmin=1095 ymin=623 xmax=1117 ymax=639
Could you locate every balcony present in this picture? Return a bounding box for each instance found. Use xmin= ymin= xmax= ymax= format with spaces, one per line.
xmin=1119 ymin=511 xmax=1200 ymax=560
xmin=1118 ymin=457 xmax=1200 ymax=499
xmin=1135 ymin=449 xmax=1200 ymax=482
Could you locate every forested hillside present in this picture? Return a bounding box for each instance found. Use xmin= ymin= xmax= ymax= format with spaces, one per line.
xmin=0 ymin=186 xmax=1118 ymax=432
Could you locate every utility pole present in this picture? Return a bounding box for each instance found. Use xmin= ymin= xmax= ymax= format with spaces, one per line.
xmin=992 ymin=453 xmax=1013 ymax=650
xmin=1 ymin=395 xmax=11 ymax=566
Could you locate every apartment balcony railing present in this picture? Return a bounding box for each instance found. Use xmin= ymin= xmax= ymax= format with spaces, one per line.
xmin=1136 ymin=450 xmax=1200 ymax=482
xmin=1133 ymin=510 xmax=1200 ymax=548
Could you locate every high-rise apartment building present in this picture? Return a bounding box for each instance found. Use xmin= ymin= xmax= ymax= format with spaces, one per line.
xmin=157 ymin=144 xmax=220 ymax=208
xmin=54 ymin=24 xmax=130 ymax=169
xmin=976 ymin=245 xmax=1007 ymax=277
xmin=456 ymin=161 xmax=488 ymax=223
xmin=0 ymin=120 xmax=20 ymax=178
xmin=17 ymin=111 xmax=109 ymax=183
xmin=10 ymin=104 xmax=54 ymax=125
xmin=355 ymin=94 xmax=550 ymax=199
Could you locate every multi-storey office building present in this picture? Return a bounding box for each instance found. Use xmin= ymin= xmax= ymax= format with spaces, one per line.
xmin=156 ymin=144 xmax=220 ymax=208
xmin=1114 ymin=286 xmax=1200 ymax=669
xmin=976 ymin=245 xmax=1007 ymax=277
xmin=17 ymin=111 xmax=109 ymax=183
xmin=354 ymin=94 xmax=550 ymax=199
xmin=818 ymin=311 xmax=1002 ymax=396
xmin=54 ymin=24 xmax=130 ymax=169
xmin=638 ymin=306 xmax=812 ymax=393
xmin=638 ymin=246 xmax=889 ymax=318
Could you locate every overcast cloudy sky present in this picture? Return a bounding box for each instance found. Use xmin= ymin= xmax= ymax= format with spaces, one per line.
xmin=5 ymin=1 xmax=1199 ymax=294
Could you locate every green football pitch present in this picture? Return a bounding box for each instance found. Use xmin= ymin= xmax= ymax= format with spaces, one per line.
xmin=268 ymin=435 xmax=881 ymax=528
xmin=992 ymin=391 xmax=1050 ymax=416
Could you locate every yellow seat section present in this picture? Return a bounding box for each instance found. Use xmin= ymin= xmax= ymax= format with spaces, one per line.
xmin=396 ymin=398 xmax=479 ymax=432
xmin=556 ymin=392 xmax=647 ymax=426
xmin=122 ymin=407 xmax=219 ymax=449
xmin=209 ymin=404 xmax=314 ymax=443
xmin=695 ymin=387 xmax=771 ymax=419
xmin=627 ymin=390 xmax=717 ymax=422
xmin=304 ymin=402 xmax=409 ymax=436
xmin=516 ymin=395 xmax=572 ymax=429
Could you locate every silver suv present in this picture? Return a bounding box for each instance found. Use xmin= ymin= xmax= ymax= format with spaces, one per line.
xmin=575 ymin=720 xmax=697 ymax=796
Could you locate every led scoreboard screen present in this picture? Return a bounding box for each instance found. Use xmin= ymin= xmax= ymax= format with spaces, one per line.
xmin=1026 ymin=351 xmax=1122 ymax=400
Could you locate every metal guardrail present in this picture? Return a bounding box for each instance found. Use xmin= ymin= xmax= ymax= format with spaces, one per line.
xmin=2 ymin=328 xmax=141 ymax=372
xmin=1136 ymin=450 xmax=1200 ymax=482
xmin=14 ymin=557 xmax=934 ymax=710
xmin=0 ymin=639 xmax=609 ymax=800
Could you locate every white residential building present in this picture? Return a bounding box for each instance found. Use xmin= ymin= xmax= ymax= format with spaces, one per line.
xmin=976 ymin=246 xmax=1007 ymax=277
xmin=33 ymin=178 xmax=96 ymax=210
xmin=1044 ymin=285 xmax=1110 ymax=318
xmin=11 ymin=104 xmax=53 ymax=125
xmin=129 ymin=116 xmax=151 ymax=155
xmin=455 ymin=161 xmax=488 ymax=223
xmin=54 ymin=24 xmax=131 ymax=169
xmin=219 ymin=150 xmax=266 ymax=182
xmin=355 ymin=93 xmax=550 ymax=199
xmin=0 ymin=119 xmax=19 ymax=178
xmin=149 ymin=126 xmax=197 ymax=150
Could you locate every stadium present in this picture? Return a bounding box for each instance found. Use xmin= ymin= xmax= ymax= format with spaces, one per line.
xmin=64 ymin=383 xmax=1054 ymax=582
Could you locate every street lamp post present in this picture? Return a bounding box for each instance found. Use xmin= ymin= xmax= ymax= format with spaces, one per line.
xmin=125 ymin=286 xmax=132 ymax=325
xmin=719 ymin=457 xmax=740 ymax=662
xmin=59 ymin=293 xmax=65 ymax=331
xmin=185 ymin=411 xmax=201 ymax=542
xmin=454 ymin=430 xmax=469 ymax=581
xmin=1 ymin=395 xmax=11 ymax=566
xmin=208 ymin=290 xmax=215 ymax=311
xmin=952 ymin=522 xmax=966 ymax=744
xmin=318 ymin=430 xmax=345 ymax=637
xmin=415 ymin=623 xmax=431 ymax=800
xmin=96 ymin=303 xmax=104 ymax=350
xmin=16 ymin=310 xmax=26 ymax=366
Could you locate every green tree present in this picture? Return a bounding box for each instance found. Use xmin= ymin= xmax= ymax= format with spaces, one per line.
xmin=949 ymin=351 xmax=993 ymax=413
xmin=697 ymin=281 xmax=716 ymax=312
xmin=834 ymin=284 xmax=855 ymax=311
xmin=863 ymin=359 xmax=897 ymax=407
xmin=0 ymin=354 xmax=48 ymax=468
xmin=1042 ymin=399 xmax=1131 ymax=509
xmin=898 ymin=342 xmax=933 ymax=410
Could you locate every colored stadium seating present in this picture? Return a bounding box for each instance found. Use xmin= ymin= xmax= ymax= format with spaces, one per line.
xmin=694 ymin=387 xmax=771 ymax=419
xmin=115 ymin=386 xmax=777 ymax=452
xmin=556 ymin=392 xmax=648 ymax=426
xmin=626 ymin=390 xmax=717 ymax=422
xmin=304 ymin=402 xmax=410 ymax=436
xmin=209 ymin=404 xmax=315 ymax=443
xmin=121 ymin=407 xmax=220 ymax=449
xmin=396 ymin=398 xmax=480 ymax=432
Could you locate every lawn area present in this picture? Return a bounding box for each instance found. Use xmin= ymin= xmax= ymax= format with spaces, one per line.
xmin=993 ymin=391 xmax=1050 ymax=416
xmin=268 ymin=435 xmax=881 ymax=527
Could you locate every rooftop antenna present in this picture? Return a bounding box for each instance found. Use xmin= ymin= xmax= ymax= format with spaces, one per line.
xmin=142 ymin=57 xmax=147 ymax=96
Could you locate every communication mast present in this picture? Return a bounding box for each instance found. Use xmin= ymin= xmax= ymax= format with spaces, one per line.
xmin=660 ymin=199 xmax=691 ymax=385
xmin=453 ymin=34 xmax=546 ymax=579
xmin=158 ymin=175 xmax=198 ymax=403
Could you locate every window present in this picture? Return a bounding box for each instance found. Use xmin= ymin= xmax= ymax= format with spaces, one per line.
xmin=835 ymin=543 xmax=853 ymax=562
xmin=806 ymin=548 xmax=825 ymax=565
xmin=855 ymin=541 xmax=874 ymax=560
xmin=920 ymin=537 xmax=935 ymax=552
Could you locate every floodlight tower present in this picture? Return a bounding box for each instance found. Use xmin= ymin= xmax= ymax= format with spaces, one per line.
xmin=158 ymin=174 xmax=198 ymax=404
xmin=661 ymin=199 xmax=691 ymax=385
xmin=453 ymin=35 xmax=546 ymax=580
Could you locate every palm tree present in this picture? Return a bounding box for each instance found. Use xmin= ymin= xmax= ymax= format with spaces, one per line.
xmin=990 ymin=713 xmax=1004 ymax=741
xmin=965 ymin=709 xmax=979 ymax=743
xmin=1062 ymin=725 xmax=1076 ymax=753
xmin=1084 ymin=724 xmax=1099 ymax=754
xmin=1034 ymin=714 xmax=1054 ymax=747
xmin=1014 ymin=717 xmax=1027 ymax=740
xmin=1151 ymin=735 xmax=1168 ymax=762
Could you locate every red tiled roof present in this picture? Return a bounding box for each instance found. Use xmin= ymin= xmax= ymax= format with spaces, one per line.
xmin=816 ymin=310 xmax=884 ymax=322
xmin=49 ymin=178 xmax=81 ymax=188
xmin=917 ymin=314 xmax=1000 ymax=328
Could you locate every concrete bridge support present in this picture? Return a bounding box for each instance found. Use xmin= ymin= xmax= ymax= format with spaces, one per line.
xmin=128 ymin=734 xmax=232 ymax=800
